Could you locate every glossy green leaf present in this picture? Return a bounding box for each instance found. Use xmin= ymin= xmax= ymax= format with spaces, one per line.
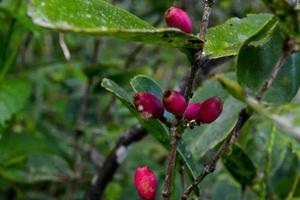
xmin=238 ymin=118 xmax=288 ymax=176
xmin=182 ymin=79 xmax=245 ymax=160
xmin=0 ymin=154 xmax=72 ymax=183
xmin=130 ymin=75 xmax=163 ymax=99
xmin=204 ymin=14 xmax=276 ymax=59
xmin=247 ymin=97 xmax=300 ymax=141
xmin=0 ymin=78 xmax=31 ymax=127
xmin=0 ymin=134 xmax=53 ymax=166
xmin=262 ymin=0 xmax=300 ymax=40
xmin=27 ymin=0 xmax=202 ymax=49
xmin=101 ymin=77 xmax=198 ymax=179
xmin=222 ymin=144 xmax=256 ymax=185
xmin=237 ymin=25 xmax=300 ymax=104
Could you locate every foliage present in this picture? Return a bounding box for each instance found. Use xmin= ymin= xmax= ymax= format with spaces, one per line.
xmin=0 ymin=0 xmax=299 ymax=199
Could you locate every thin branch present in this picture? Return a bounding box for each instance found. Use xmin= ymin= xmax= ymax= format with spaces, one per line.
xmin=162 ymin=128 xmax=182 ymax=199
xmin=181 ymin=38 xmax=296 ymax=199
xmin=256 ymin=53 xmax=291 ymax=100
xmin=92 ymin=38 xmax=101 ymax=64
xmin=84 ymin=125 xmax=148 ymax=200
xmin=184 ymin=0 xmax=215 ymax=101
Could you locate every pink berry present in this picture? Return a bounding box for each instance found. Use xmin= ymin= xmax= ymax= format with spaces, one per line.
xmin=163 ymin=90 xmax=187 ymax=117
xmin=164 ymin=7 xmax=192 ymax=33
xmin=183 ymin=102 xmax=202 ymax=121
xmin=133 ymin=92 xmax=164 ymax=119
xmin=198 ymin=97 xmax=223 ymax=123
xmin=134 ymin=166 xmax=157 ymax=200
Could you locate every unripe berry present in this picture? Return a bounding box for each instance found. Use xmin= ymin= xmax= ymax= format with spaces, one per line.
xmin=164 ymin=7 xmax=192 ymax=33
xmin=134 ymin=166 xmax=157 ymax=200
xmin=183 ymin=102 xmax=202 ymax=121
xmin=198 ymin=97 xmax=223 ymax=123
xmin=163 ymin=90 xmax=187 ymax=117
xmin=133 ymin=92 xmax=164 ymax=119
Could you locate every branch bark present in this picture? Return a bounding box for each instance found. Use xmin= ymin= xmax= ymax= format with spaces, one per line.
xmin=162 ymin=128 xmax=182 ymax=199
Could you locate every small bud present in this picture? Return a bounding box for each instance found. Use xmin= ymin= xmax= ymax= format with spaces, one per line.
xmin=133 ymin=92 xmax=164 ymax=119
xmin=183 ymin=102 xmax=202 ymax=121
xmin=198 ymin=97 xmax=223 ymax=123
xmin=134 ymin=166 xmax=157 ymax=200
xmin=163 ymin=90 xmax=187 ymax=117
xmin=164 ymin=7 xmax=192 ymax=33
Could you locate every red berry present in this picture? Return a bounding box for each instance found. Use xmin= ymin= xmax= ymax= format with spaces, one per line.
xmin=198 ymin=97 xmax=223 ymax=123
xmin=133 ymin=92 xmax=164 ymax=119
xmin=164 ymin=7 xmax=192 ymax=33
xmin=163 ymin=90 xmax=187 ymax=117
xmin=134 ymin=166 xmax=157 ymax=200
xmin=183 ymin=102 xmax=202 ymax=121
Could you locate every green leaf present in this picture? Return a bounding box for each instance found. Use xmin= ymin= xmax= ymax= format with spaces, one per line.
xmin=237 ymin=25 xmax=300 ymax=104
xmin=204 ymin=14 xmax=276 ymax=59
xmin=101 ymin=77 xmax=198 ymax=179
xmin=130 ymin=75 xmax=163 ymax=99
xmin=0 ymin=154 xmax=72 ymax=183
xmin=222 ymin=144 xmax=256 ymax=185
xmin=246 ymin=97 xmax=300 ymax=142
xmin=0 ymin=78 xmax=31 ymax=127
xmin=182 ymin=79 xmax=245 ymax=160
xmin=0 ymin=134 xmax=53 ymax=166
xmin=239 ymin=118 xmax=289 ymax=174
xmin=27 ymin=0 xmax=202 ymax=49
xmin=262 ymin=0 xmax=300 ymax=40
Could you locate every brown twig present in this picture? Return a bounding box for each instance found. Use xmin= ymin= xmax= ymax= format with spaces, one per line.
xmin=181 ymin=38 xmax=296 ymax=199
xmin=162 ymin=128 xmax=182 ymax=199
xmin=184 ymin=0 xmax=215 ymax=101
xmin=59 ymin=33 xmax=72 ymax=69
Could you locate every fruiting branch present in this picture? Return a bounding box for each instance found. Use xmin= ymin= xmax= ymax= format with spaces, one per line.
xmin=181 ymin=38 xmax=296 ymax=199
xmin=162 ymin=1 xmax=216 ymax=199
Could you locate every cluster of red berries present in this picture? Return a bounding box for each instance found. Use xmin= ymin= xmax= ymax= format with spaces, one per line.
xmin=134 ymin=90 xmax=223 ymax=125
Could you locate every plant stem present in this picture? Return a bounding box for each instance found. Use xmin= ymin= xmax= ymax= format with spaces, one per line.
xmin=181 ymin=38 xmax=296 ymax=199
xmin=184 ymin=0 xmax=215 ymax=102
xmin=256 ymin=51 xmax=292 ymax=100
xmin=162 ymin=128 xmax=182 ymax=200
xmin=163 ymin=1 xmax=216 ymax=198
